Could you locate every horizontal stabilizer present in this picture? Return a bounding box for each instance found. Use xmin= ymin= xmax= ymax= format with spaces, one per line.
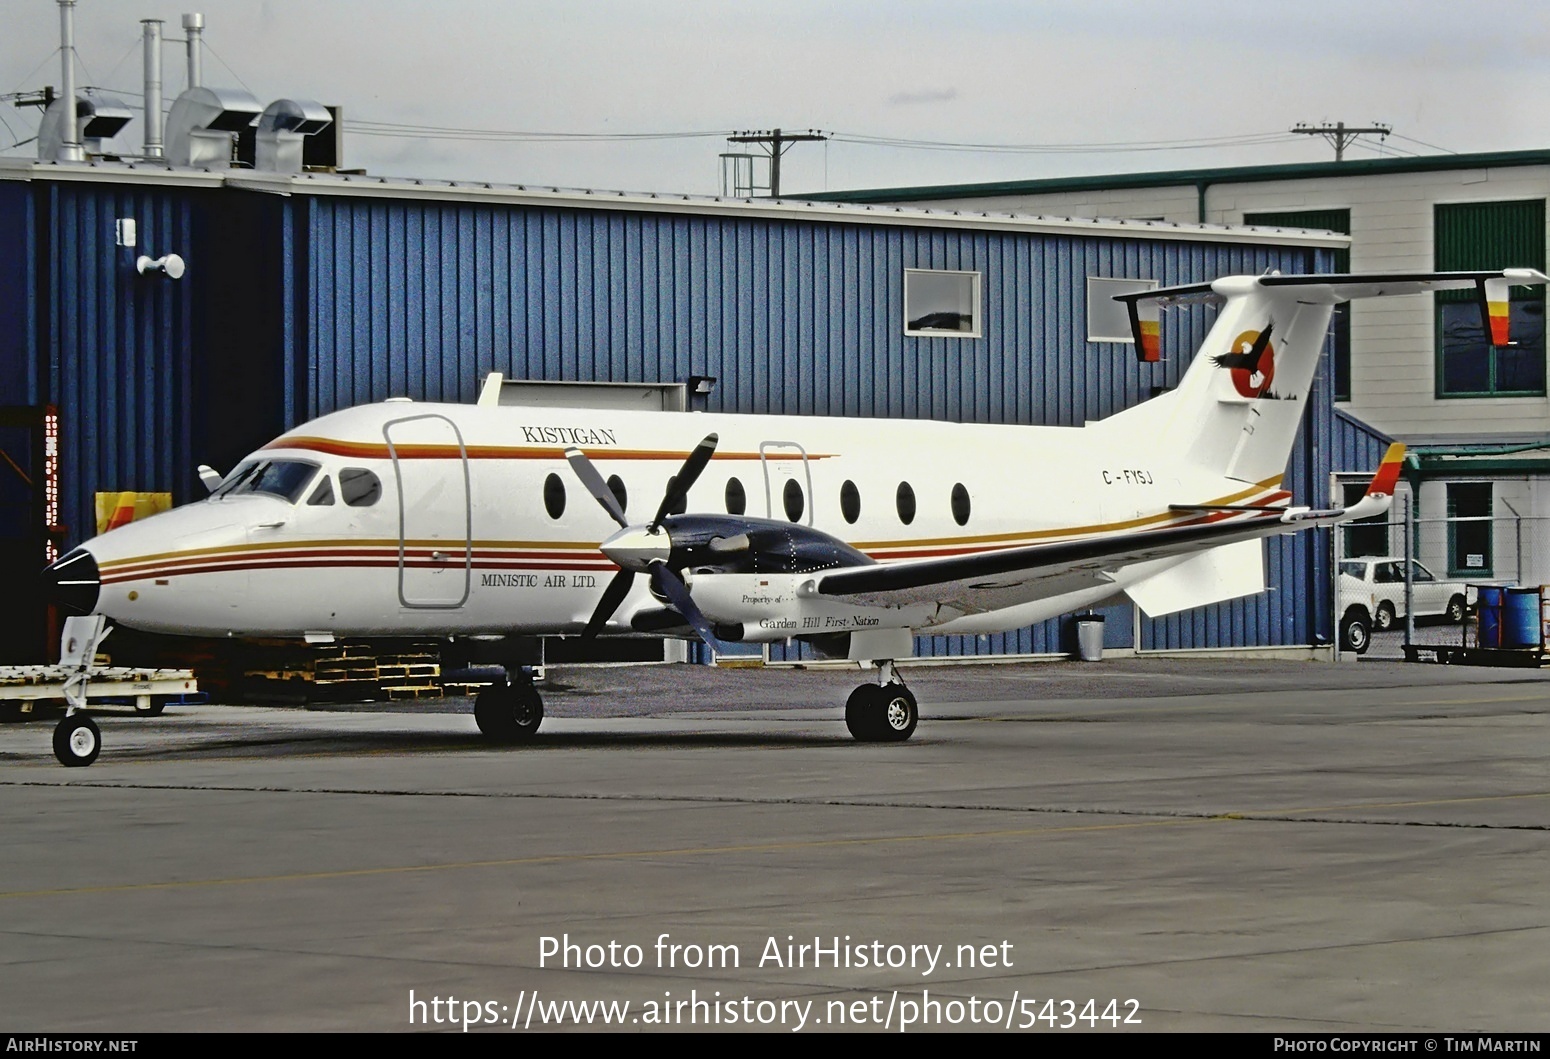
xmin=1113 ymin=269 xmax=1549 ymax=363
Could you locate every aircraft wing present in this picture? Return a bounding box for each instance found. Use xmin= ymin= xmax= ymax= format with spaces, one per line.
xmin=816 ymin=444 xmax=1406 ymax=612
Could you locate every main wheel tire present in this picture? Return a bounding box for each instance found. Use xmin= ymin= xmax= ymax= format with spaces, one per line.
xmin=1374 ymin=602 xmax=1396 ymax=632
xmin=1446 ymin=595 xmax=1467 ymax=624
xmin=1341 ymin=614 xmax=1371 ymax=655
xmin=877 ymin=683 xmax=918 ymax=742
xmin=53 ymin=714 xmax=101 ymax=767
xmin=474 ymin=682 xmax=544 ymax=743
xmin=845 ymin=684 xmax=883 ymax=741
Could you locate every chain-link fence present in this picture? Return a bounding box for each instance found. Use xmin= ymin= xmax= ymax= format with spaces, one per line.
xmin=1335 ymin=500 xmax=1550 ymax=659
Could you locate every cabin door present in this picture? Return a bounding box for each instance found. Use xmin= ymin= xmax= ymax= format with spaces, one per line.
xmin=385 ymin=414 xmax=472 ymax=608
xmin=759 ymin=440 xmax=814 ymax=525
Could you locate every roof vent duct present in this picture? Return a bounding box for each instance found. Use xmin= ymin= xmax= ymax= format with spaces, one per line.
xmin=38 ymin=94 xmax=133 ymax=161
xmin=165 ymin=85 xmax=261 ymax=168
xmin=255 ymin=98 xmax=333 ymax=173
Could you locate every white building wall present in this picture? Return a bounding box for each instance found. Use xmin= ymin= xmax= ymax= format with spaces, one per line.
xmin=913 ymin=165 xmax=1550 ymax=441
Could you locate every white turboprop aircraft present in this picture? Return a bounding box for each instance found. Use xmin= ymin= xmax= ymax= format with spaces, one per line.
xmin=40 ymin=269 xmax=1547 ymax=765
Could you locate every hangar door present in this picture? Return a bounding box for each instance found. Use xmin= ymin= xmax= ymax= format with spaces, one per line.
xmin=0 ymin=407 xmax=60 ymax=662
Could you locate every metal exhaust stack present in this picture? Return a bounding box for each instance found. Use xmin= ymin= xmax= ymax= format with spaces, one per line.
xmin=141 ymin=20 xmax=164 ymax=159
xmin=182 ymin=13 xmax=203 ymax=90
xmin=56 ymin=0 xmax=82 ymax=162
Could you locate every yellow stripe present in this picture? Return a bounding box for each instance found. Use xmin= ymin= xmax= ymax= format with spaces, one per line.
xmin=853 ymin=475 xmax=1284 ymax=550
xmin=97 ymin=476 xmax=1285 ymax=572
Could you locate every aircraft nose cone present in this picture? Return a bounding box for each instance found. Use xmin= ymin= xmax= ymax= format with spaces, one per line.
xmin=42 ymin=548 xmax=100 ymax=616
xmin=599 ymin=526 xmax=671 ymax=572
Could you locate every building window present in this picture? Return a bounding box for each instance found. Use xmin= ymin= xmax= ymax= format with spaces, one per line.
xmin=1434 ymin=199 xmax=1547 ymax=398
xmin=1086 ymin=277 xmax=1157 ymax=344
xmin=1244 ymin=209 xmax=1351 ymax=400
xmin=904 ymin=269 xmax=980 ymax=337
xmin=1340 ymin=480 xmax=1387 ymax=557
xmin=1446 ymin=482 xmax=1493 ymax=577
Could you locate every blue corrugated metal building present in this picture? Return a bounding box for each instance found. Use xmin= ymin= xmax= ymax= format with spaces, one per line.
xmin=0 ymin=159 xmax=1360 ymax=661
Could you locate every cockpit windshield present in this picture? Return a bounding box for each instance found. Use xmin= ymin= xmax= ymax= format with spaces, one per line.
xmin=211 ymin=459 xmax=319 ymax=503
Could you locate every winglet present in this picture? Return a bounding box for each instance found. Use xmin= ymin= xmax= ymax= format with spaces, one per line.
xmin=1366 ymin=442 xmax=1406 ymax=499
xmin=1336 ymin=442 xmax=1406 ymax=523
xmin=1480 ymin=277 xmax=1511 ymax=346
xmin=1126 ymin=298 xmax=1162 ymax=363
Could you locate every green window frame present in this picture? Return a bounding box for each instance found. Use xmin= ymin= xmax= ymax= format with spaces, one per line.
xmin=1244 ymin=208 xmax=1351 ymax=401
xmin=1445 ymin=482 xmax=1493 ymax=578
xmin=1434 ymin=199 xmax=1546 ymax=398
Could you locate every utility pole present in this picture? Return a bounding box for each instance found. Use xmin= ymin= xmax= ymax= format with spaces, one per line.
xmin=725 ymin=128 xmax=826 ymax=197
xmin=1291 ymin=121 xmax=1393 ymax=162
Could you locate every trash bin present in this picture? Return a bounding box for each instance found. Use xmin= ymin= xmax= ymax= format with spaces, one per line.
xmin=1476 ymin=585 xmax=1504 ymax=647
xmin=1503 ymin=587 xmax=1542 ymax=648
xmin=1075 ymin=613 xmax=1105 ymax=662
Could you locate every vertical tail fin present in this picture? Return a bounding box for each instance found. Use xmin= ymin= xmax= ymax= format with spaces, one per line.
xmin=1107 ymin=270 xmax=1549 ymax=484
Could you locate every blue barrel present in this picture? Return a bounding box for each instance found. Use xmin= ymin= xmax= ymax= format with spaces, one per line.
xmin=1503 ymin=588 xmax=1542 ymax=649
xmin=1477 ymin=586 xmax=1504 ymax=648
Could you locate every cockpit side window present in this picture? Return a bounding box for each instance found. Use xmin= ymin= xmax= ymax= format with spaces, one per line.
xmin=339 ymin=467 xmax=382 ymax=507
xmin=211 ymin=459 xmax=319 ymax=503
xmin=307 ymin=476 xmax=336 ymax=506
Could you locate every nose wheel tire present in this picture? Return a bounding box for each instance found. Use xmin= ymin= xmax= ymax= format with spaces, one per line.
xmin=53 ymin=714 xmax=101 ymax=767
xmin=845 ymin=682 xmax=918 ymax=743
xmin=474 ymin=682 xmax=544 ymax=743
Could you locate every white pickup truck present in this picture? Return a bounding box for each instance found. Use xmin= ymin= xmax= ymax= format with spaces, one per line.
xmin=1337 ymin=557 xmax=1469 ymax=654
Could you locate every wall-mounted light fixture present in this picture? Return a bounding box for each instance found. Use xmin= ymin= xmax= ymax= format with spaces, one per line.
xmin=686 ymin=374 xmax=717 ymax=411
xmin=136 ymin=253 xmax=186 ymax=280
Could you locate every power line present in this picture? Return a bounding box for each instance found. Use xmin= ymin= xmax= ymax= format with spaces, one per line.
xmin=1290 ymin=122 xmax=1392 ymax=162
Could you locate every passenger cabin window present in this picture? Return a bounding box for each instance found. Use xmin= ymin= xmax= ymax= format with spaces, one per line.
xmin=951 ymin=483 xmax=970 ymax=526
xmin=211 ymin=459 xmax=319 ymax=504
xmin=783 ymin=479 xmax=804 ymax=523
xmin=725 ymin=477 xmax=746 ymax=515
xmin=339 ymin=468 xmax=381 ymax=507
xmin=896 ymin=482 xmax=916 ymax=525
xmin=543 ymin=473 xmax=566 ymax=520
xmin=307 ymin=477 xmax=335 ymax=506
xmin=606 ymin=474 xmax=628 ymax=515
xmin=840 ymin=480 xmax=861 ymax=524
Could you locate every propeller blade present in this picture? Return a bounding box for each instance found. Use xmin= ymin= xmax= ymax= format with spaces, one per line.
xmin=582 ymin=568 xmax=636 ymax=639
xmin=650 ymin=433 xmax=718 ymax=531
xmin=648 ymin=562 xmax=722 ymax=648
xmin=564 ymin=446 xmax=628 ymax=528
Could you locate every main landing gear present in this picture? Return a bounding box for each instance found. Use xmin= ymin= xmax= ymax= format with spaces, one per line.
xmin=845 ymin=661 xmax=918 ymax=743
xmin=473 ymin=670 xmax=544 ymax=743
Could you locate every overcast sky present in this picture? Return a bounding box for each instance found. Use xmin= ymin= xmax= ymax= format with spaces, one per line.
xmin=4 ymin=0 xmax=1548 ymax=196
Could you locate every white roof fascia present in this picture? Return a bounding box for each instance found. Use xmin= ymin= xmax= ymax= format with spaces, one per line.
xmin=0 ymin=159 xmax=1349 ymax=249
